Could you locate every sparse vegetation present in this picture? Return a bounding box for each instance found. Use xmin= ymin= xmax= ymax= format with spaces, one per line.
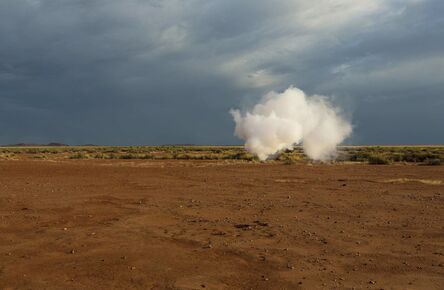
xmin=0 ymin=145 xmax=442 ymax=165
xmin=69 ymin=152 xmax=88 ymax=159
xmin=367 ymin=154 xmax=390 ymax=165
xmin=422 ymin=158 xmax=441 ymax=166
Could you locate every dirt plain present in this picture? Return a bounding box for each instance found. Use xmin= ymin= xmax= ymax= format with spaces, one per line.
xmin=0 ymin=159 xmax=443 ymax=290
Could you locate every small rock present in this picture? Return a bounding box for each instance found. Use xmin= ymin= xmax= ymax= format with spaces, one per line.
xmin=211 ymin=231 xmax=226 ymax=236
xmin=234 ymin=223 xmax=252 ymax=230
xmin=369 ymin=280 xmax=376 ymax=284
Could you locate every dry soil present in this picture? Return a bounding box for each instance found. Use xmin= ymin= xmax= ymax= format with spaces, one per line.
xmin=0 ymin=160 xmax=443 ymax=289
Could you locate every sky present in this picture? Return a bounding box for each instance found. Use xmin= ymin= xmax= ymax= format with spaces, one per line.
xmin=0 ymin=0 xmax=443 ymax=145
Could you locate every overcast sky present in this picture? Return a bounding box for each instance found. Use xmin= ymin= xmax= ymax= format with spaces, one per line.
xmin=0 ymin=0 xmax=443 ymax=145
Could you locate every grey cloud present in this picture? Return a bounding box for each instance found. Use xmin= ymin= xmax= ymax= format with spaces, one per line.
xmin=0 ymin=0 xmax=443 ymax=145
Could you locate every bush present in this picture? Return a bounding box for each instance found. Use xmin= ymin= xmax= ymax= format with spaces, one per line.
xmin=69 ymin=153 xmax=87 ymax=159
xmin=368 ymin=154 xmax=390 ymax=165
xmin=119 ymin=154 xmax=137 ymax=159
xmin=422 ymin=158 xmax=441 ymax=166
xmin=283 ymin=158 xmax=296 ymax=165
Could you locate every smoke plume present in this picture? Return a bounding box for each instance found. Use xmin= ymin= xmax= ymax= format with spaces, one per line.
xmin=230 ymin=86 xmax=352 ymax=161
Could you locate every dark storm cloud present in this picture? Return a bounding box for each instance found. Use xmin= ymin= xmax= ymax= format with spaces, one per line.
xmin=0 ymin=0 xmax=443 ymax=145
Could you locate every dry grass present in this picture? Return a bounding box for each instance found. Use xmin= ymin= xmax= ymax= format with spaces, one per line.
xmin=0 ymin=145 xmax=442 ymax=164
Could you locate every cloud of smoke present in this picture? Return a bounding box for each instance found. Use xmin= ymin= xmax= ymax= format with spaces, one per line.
xmin=230 ymin=86 xmax=352 ymax=161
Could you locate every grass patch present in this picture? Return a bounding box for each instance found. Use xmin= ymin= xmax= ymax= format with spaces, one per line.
xmin=69 ymin=153 xmax=88 ymax=159
xmin=367 ymin=154 xmax=390 ymax=165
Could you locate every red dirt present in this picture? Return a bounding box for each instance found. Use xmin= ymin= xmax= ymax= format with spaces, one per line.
xmin=0 ymin=160 xmax=443 ymax=289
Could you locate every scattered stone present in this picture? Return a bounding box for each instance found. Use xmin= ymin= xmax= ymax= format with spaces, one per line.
xmin=130 ymin=266 xmax=136 ymax=270
xmin=369 ymin=280 xmax=376 ymax=284
xmin=69 ymin=249 xmax=75 ymax=254
xmin=63 ymin=227 xmax=68 ymax=231
xmin=211 ymin=231 xmax=226 ymax=236
xmin=234 ymin=224 xmax=252 ymax=230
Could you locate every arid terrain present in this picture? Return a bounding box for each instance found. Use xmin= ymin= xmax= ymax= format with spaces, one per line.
xmin=1 ymin=158 xmax=443 ymax=289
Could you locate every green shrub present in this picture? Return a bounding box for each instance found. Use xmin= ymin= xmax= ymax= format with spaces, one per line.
xmin=69 ymin=153 xmax=87 ymax=159
xmin=422 ymin=158 xmax=441 ymax=166
xmin=119 ymin=154 xmax=136 ymax=159
xmin=368 ymin=154 xmax=390 ymax=165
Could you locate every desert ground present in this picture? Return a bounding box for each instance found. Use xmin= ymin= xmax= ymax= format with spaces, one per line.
xmin=1 ymin=156 xmax=443 ymax=289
